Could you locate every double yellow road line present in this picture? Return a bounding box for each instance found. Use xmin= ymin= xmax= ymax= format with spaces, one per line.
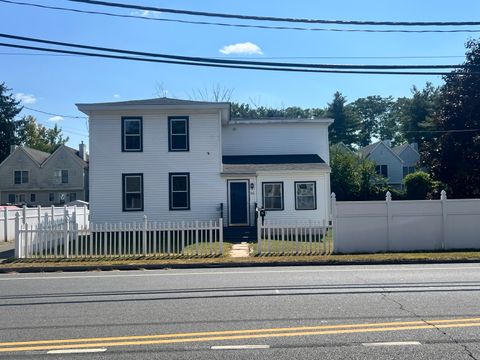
xmin=1 ymin=317 xmax=480 ymax=353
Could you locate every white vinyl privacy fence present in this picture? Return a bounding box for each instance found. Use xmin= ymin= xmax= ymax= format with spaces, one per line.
xmin=257 ymin=217 xmax=332 ymax=255
xmin=16 ymin=215 xmax=223 ymax=258
xmin=2 ymin=205 xmax=89 ymax=242
xmin=332 ymin=191 xmax=480 ymax=253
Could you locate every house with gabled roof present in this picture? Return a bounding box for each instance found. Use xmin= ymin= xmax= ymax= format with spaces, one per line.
xmin=0 ymin=144 xmax=89 ymax=206
xmin=77 ymin=97 xmax=333 ymax=236
xmin=358 ymin=140 xmax=405 ymax=188
xmin=359 ymin=140 xmax=422 ymax=189
xmin=392 ymin=143 xmax=421 ymax=178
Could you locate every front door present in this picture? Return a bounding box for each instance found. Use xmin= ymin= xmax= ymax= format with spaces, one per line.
xmin=228 ymin=180 xmax=249 ymax=226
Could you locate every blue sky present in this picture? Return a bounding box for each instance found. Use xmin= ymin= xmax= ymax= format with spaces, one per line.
xmin=1 ymin=0 xmax=479 ymax=149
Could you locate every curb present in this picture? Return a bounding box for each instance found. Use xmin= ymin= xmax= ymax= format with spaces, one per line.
xmin=1 ymin=258 xmax=480 ymax=273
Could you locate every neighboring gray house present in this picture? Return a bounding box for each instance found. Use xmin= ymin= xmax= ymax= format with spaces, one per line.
xmin=359 ymin=140 xmax=404 ymax=188
xmin=392 ymin=143 xmax=421 ymax=178
xmin=359 ymin=140 xmax=421 ymax=189
xmin=0 ymin=144 xmax=89 ymax=206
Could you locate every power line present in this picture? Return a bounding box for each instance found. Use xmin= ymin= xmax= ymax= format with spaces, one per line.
xmin=22 ymin=106 xmax=88 ymax=119
xmin=2 ymin=0 xmax=480 ymax=33
xmin=0 ymin=52 xmax=466 ymax=61
xmin=0 ymin=33 xmax=473 ymax=71
xmin=0 ymin=42 xmax=466 ymax=75
xmin=65 ymin=0 xmax=480 ymax=27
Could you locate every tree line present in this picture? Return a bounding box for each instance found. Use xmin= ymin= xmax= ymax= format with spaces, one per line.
xmin=231 ymin=40 xmax=480 ymax=199
xmin=0 ymin=83 xmax=68 ymax=163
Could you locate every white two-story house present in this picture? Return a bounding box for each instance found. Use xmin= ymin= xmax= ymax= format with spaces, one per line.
xmin=77 ymin=98 xmax=332 ymax=232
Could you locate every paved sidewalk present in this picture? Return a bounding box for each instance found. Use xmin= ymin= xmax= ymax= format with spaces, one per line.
xmin=0 ymin=241 xmax=14 ymax=262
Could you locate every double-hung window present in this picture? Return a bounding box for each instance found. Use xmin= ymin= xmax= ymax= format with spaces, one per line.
xmin=375 ymin=165 xmax=388 ymax=178
xmin=14 ymin=170 xmax=28 ymax=184
xmin=403 ymin=166 xmax=416 ymax=177
xmin=8 ymin=194 xmax=15 ymax=203
xmin=122 ymin=117 xmax=143 ymax=152
xmin=262 ymin=182 xmax=284 ymax=210
xmin=30 ymin=193 xmax=36 ymax=203
xmin=55 ymin=170 xmax=69 ymax=184
xmin=122 ymin=174 xmax=143 ymax=211
xmin=169 ymin=173 xmax=190 ymax=210
xmin=295 ymin=181 xmax=316 ymax=210
xmin=168 ymin=116 xmax=189 ymax=151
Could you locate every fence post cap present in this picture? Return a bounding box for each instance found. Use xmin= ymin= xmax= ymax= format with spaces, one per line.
xmin=440 ymin=190 xmax=447 ymax=200
xmin=330 ymin=192 xmax=336 ymax=200
xmin=386 ymin=191 xmax=392 ymax=201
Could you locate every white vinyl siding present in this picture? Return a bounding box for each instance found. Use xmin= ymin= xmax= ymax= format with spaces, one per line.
xmin=89 ymin=110 xmax=225 ymax=224
xmin=222 ymin=122 xmax=330 ymax=164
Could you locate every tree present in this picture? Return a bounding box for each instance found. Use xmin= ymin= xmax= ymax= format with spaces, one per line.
xmin=422 ymin=40 xmax=480 ymax=198
xmin=404 ymin=171 xmax=434 ymax=200
xmin=330 ymin=145 xmax=386 ymax=200
xmin=327 ymin=92 xmax=360 ymax=146
xmin=396 ymin=83 xmax=440 ymax=151
xmin=0 ymin=83 xmax=22 ymax=162
xmin=350 ymin=96 xmax=395 ymax=146
xmin=16 ymin=115 xmax=69 ymax=153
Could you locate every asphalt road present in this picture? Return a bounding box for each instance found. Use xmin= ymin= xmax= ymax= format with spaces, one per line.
xmin=1 ymin=263 xmax=480 ymax=359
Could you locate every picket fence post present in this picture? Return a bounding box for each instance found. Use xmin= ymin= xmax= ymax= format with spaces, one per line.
xmin=441 ymin=190 xmax=447 ymax=250
xmin=386 ymin=191 xmax=392 ymax=252
xmin=14 ymin=212 xmax=20 ymax=258
xmin=3 ymin=208 xmax=7 ymax=243
xmin=219 ymin=218 xmax=223 ymax=255
xmin=330 ymin=193 xmax=337 ymax=254
xmin=257 ymin=215 xmax=262 ymax=256
xmin=63 ymin=207 xmax=69 ymax=258
xmin=143 ymin=215 xmax=148 ymax=256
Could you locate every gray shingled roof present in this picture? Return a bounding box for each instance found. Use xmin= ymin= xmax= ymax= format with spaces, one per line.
xmin=358 ymin=141 xmax=381 ymax=158
xmin=223 ymin=154 xmax=325 ymax=165
xmin=22 ymin=147 xmax=51 ymax=164
xmin=392 ymin=143 xmax=409 ymax=155
xmin=78 ymin=97 xmax=230 ymax=107
xmin=222 ymin=163 xmax=329 ymax=174
xmin=64 ymin=146 xmax=89 ymax=166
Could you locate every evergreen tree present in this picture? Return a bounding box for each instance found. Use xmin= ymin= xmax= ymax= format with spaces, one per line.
xmin=423 ymin=40 xmax=480 ymax=198
xmin=326 ymin=92 xmax=360 ymax=146
xmin=0 ymin=83 xmax=22 ymax=162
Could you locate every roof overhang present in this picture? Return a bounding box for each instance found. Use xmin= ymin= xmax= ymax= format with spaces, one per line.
xmin=228 ymin=118 xmax=334 ymax=126
xmin=76 ymin=103 xmax=231 ymax=123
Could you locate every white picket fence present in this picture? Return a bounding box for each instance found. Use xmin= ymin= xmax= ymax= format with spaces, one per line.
xmin=257 ymin=217 xmax=332 ymax=256
xmin=1 ymin=205 xmax=89 ymax=242
xmin=16 ymin=215 xmax=223 ymax=258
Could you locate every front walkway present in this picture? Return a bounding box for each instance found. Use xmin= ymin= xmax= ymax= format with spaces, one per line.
xmin=229 ymin=242 xmax=250 ymax=258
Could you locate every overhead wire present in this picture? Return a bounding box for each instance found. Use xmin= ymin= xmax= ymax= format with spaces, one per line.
xmin=2 ymin=0 xmax=480 ymax=33
xmin=0 ymin=33 xmax=475 ymax=72
xmin=64 ymin=0 xmax=480 ymax=27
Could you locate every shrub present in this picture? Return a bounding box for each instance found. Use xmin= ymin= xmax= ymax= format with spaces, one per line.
xmin=404 ymin=171 xmax=434 ymax=200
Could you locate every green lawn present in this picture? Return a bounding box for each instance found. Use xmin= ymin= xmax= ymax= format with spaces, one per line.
xmin=253 ymin=231 xmax=333 ymax=256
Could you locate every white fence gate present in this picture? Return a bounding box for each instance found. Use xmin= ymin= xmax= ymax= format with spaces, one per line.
xmin=2 ymin=205 xmax=89 ymax=242
xmin=16 ymin=215 xmax=223 ymax=259
xmin=257 ymin=217 xmax=332 ymax=255
xmin=332 ymin=191 xmax=480 ymax=253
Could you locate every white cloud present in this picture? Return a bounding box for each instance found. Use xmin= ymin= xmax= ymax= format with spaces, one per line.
xmin=15 ymin=93 xmax=37 ymax=104
xmin=48 ymin=116 xmax=64 ymax=122
xmin=130 ymin=10 xmax=161 ymax=18
xmin=219 ymin=42 xmax=263 ymax=55
xmin=113 ymin=94 xmax=121 ymax=98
